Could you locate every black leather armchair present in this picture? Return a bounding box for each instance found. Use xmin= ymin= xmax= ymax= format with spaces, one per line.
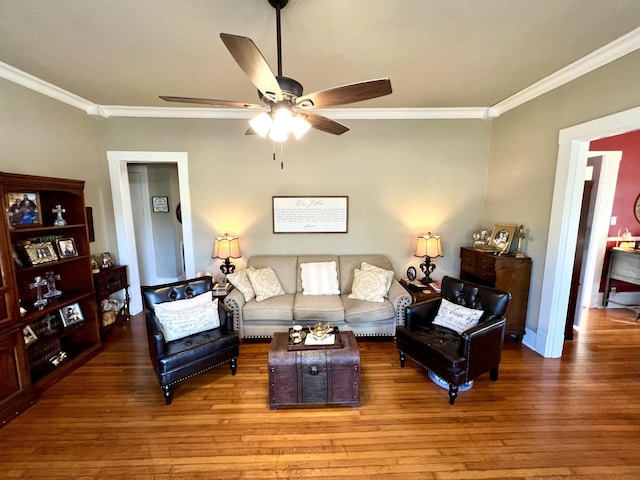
xmin=142 ymin=276 xmax=239 ymax=405
xmin=396 ymin=276 xmax=510 ymax=404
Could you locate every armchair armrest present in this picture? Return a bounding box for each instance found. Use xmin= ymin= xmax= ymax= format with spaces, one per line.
xmin=218 ymin=301 xmax=234 ymax=331
xmin=404 ymin=297 xmax=442 ymax=329
xmin=223 ymin=288 xmax=246 ymax=333
xmin=145 ymin=311 xmax=167 ymax=359
xmin=460 ymin=317 xmax=506 ymax=379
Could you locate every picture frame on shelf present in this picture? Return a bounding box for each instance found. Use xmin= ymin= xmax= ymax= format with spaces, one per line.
xmin=489 ymin=224 xmax=517 ymax=253
xmin=59 ymin=303 xmax=84 ymax=328
xmin=57 ymin=237 xmax=78 ymax=257
xmin=5 ymin=192 xmax=41 ymax=227
xmin=152 ymin=196 xmax=169 ymax=213
xmin=23 ymin=325 xmax=38 ymax=346
xmin=23 ymin=241 xmax=59 ymax=265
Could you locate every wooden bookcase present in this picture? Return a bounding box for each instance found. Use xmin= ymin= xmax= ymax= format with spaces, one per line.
xmin=459 ymin=247 xmax=532 ymax=342
xmin=0 ymin=173 xmax=101 ymax=425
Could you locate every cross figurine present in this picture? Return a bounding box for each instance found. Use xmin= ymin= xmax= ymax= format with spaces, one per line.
xmin=43 ymin=271 xmax=62 ymax=298
xmin=52 ymin=204 xmax=67 ymax=226
xmin=515 ymin=225 xmax=527 ymax=258
xmin=29 ymin=276 xmax=48 ymax=310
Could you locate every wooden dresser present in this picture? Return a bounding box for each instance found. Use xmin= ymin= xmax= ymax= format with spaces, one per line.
xmin=459 ymin=247 xmax=532 ymax=342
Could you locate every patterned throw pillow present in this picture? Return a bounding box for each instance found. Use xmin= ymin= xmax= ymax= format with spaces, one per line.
xmin=227 ymin=267 xmax=256 ymax=302
xmin=432 ymin=298 xmax=484 ymax=334
xmin=247 ymin=266 xmax=286 ymax=302
xmin=300 ymin=261 xmax=340 ymax=295
xmin=154 ymin=293 xmax=220 ymax=341
xmin=360 ymin=262 xmax=394 ymax=295
xmin=348 ymin=268 xmax=389 ymax=303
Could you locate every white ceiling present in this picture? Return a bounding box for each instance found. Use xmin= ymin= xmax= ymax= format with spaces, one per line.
xmin=1 ymin=0 xmax=640 ymax=115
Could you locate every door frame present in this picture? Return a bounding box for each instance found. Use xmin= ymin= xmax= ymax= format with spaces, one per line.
xmin=107 ymin=151 xmax=194 ymax=315
xmin=537 ymin=105 xmax=640 ymax=358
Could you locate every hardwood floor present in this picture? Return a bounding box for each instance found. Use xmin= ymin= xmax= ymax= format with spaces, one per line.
xmin=1 ymin=308 xmax=640 ymax=479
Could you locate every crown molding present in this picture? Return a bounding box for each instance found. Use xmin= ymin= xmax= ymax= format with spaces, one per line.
xmin=0 ymin=61 xmax=95 ymax=112
xmin=3 ymin=27 xmax=639 ymax=120
xmin=94 ymin=105 xmax=496 ymax=120
xmin=492 ymin=26 xmax=640 ymax=115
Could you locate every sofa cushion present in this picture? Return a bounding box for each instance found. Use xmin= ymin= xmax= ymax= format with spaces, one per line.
xmin=360 ymin=261 xmax=394 ymax=295
xmin=248 ymin=256 xmax=298 ymax=294
xmin=242 ymin=294 xmax=295 ymax=321
xmin=227 ymin=267 xmax=255 ymax=302
xmin=342 ymin=295 xmax=395 ymax=323
xmin=154 ymin=294 xmax=220 ymax=342
xmin=293 ymin=293 xmax=345 ymax=322
xmin=432 ymin=298 xmax=484 ymax=334
xmin=248 ymin=266 xmax=286 ymax=302
xmin=348 ymin=268 xmax=389 ymax=303
xmin=338 ymin=255 xmax=392 ymax=293
xmin=300 ymin=261 xmax=340 ymax=295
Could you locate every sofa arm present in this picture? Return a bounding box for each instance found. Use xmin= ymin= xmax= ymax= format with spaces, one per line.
xmin=404 ymin=297 xmax=441 ymax=329
xmin=388 ymin=279 xmax=413 ymax=326
xmin=224 ymin=289 xmax=245 ymax=333
xmin=460 ymin=317 xmax=506 ymax=379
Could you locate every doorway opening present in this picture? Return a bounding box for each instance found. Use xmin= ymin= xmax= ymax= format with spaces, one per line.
xmin=107 ymin=151 xmax=195 ymax=314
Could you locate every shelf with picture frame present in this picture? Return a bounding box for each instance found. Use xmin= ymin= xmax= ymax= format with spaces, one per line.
xmin=0 ymin=172 xmax=102 ymax=423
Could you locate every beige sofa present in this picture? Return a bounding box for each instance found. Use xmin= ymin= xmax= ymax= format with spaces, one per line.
xmin=223 ymin=254 xmax=412 ymax=339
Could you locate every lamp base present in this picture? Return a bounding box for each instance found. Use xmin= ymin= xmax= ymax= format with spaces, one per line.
xmin=220 ymin=258 xmax=236 ymax=275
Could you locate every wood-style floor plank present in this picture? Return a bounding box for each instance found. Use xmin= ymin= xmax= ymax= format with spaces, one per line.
xmin=2 ymin=308 xmax=640 ymax=479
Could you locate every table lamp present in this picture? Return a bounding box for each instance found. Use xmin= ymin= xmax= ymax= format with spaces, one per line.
xmin=414 ymin=233 xmax=443 ymax=285
xmin=212 ymin=233 xmax=241 ymax=280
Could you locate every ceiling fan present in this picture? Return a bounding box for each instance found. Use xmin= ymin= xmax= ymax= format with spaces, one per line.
xmin=160 ymin=0 xmax=392 ymax=142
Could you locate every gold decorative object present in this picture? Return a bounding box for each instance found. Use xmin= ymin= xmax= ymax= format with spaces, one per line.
xmin=307 ymin=322 xmax=334 ymax=341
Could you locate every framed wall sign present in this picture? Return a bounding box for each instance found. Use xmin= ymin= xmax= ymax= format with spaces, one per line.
xmin=152 ymin=196 xmax=169 ymax=213
xmin=273 ymin=196 xmax=348 ymax=233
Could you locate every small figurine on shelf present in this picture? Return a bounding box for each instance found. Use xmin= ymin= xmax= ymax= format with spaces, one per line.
xmin=29 ymin=276 xmax=48 ymax=310
xmin=100 ymin=252 xmax=114 ymax=269
xmin=515 ymin=225 xmax=527 ymax=258
xmin=43 ymin=271 xmax=62 ymax=298
xmin=52 ymin=204 xmax=67 ymax=226
xmin=90 ymin=257 xmax=100 ymax=273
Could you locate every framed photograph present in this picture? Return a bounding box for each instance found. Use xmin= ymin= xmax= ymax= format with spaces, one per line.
xmin=59 ymin=303 xmax=84 ymax=327
xmin=57 ymin=237 xmax=78 ymax=257
xmin=272 ymin=196 xmax=348 ymax=233
xmin=23 ymin=325 xmax=38 ymax=346
xmin=152 ymin=196 xmax=169 ymax=213
xmin=5 ymin=192 xmax=41 ymax=227
xmin=489 ymin=224 xmax=517 ymax=253
xmin=407 ymin=266 xmax=417 ymax=281
xmin=24 ymin=241 xmax=59 ymax=265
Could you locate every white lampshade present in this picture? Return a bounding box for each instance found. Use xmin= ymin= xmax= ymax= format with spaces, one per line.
xmin=415 ymin=233 xmax=443 ymax=258
xmin=249 ymin=112 xmax=272 ymax=138
xmin=291 ymin=115 xmax=312 ymax=139
xmin=212 ymin=234 xmax=241 ymax=260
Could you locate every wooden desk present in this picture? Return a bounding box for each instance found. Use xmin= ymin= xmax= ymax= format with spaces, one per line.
xmin=603 ymin=248 xmax=640 ymax=317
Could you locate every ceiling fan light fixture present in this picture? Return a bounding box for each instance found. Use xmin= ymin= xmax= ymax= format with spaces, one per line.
xmin=267 ymin=107 xmax=294 ymax=142
xmin=249 ymin=112 xmax=272 ymax=137
xmin=291 ymin=115 xmax=311 ymax=139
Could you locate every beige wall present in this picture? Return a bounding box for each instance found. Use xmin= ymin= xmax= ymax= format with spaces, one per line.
xmin=98 ymin=117 xmax=491 ymax=280
xmin=0 ymin=78 xmax=116 ymax=255
xmin=487 ymin=49 xmax=640 ymax=334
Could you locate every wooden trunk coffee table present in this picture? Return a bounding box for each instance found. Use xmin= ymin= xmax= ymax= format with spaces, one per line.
xmin=268 ymin=330 xmax=360 ymax=409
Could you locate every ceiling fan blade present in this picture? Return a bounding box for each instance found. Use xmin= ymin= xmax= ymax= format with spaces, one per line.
xmin=220 ymin=33 xmax=283 ymax=103
xmin=295 ymin=78 xmax=392 ymax=109
xmin=302 ymin=112 xmax=349 ymax=135
xmin=160 ymin=96 xmax=262 ymax=109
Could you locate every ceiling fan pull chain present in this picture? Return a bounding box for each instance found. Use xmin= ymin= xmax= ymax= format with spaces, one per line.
xmin=280 ymin=142 xmax=285 ymax=170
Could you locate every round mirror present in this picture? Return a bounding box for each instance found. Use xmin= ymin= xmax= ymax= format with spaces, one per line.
xmin=635 ymin=194 xmax=640 ymax=223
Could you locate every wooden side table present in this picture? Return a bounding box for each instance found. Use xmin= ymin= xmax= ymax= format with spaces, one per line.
xmin=399 ymin=278 xmax=440 ymax=303
xmin=93 ymin=265 xmax=130 ymax=337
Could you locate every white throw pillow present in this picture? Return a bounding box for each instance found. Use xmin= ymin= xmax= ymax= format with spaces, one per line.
xmin=154 ymin=293 xmax=220 ymax=342
xmin=227 ymin=268 xmax=256 ymax=302
xmin=360 ymin=262 xmax=394 ymax=296
xmin=300 ymin=261 xmax=340 ymax=295
xmin=432 ymin=298 xmax=484 ymax=334
xmin=247 ymin=266 xmax=286 ymax=302
xmin=348 ymin=268 xmax=389 ymax=303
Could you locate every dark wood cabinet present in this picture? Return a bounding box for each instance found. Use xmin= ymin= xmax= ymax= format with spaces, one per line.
xmin=459 ymin=247 xmax=531 ymax=342
xmin=0 ymin=173 xmax=101 ymax=425
xmin=94 ymin=265 xmax=130 ymax=337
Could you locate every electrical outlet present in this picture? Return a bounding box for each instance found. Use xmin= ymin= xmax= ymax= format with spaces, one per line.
xmin=611 ymin=287 xmax=617 ymax=294
xmin=610 ymin=216 xmax=617 ymax=225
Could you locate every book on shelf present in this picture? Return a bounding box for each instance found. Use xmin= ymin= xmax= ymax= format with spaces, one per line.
xmin=428 ymin=281 xmax=441 ymax=293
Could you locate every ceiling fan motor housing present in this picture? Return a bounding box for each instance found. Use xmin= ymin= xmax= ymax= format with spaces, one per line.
xmin=259 ymin=76 xmax=304 ymax=104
